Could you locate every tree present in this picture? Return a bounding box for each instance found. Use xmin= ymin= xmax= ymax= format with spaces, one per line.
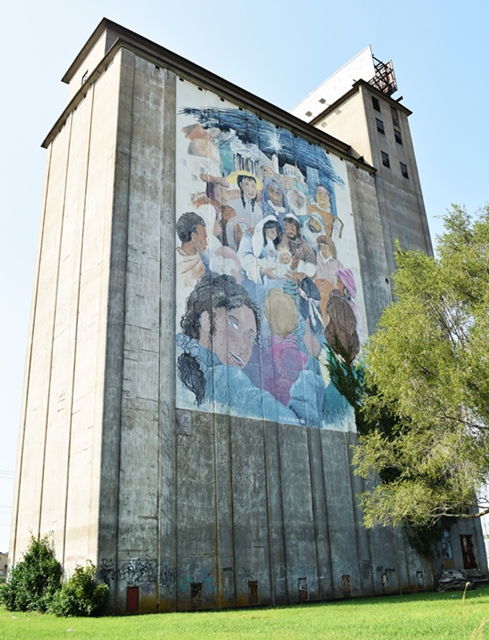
xmin=352 ymin=205 xmax=489 ymax=530
xmin=0 ymin=535 xmax=62 ymax=612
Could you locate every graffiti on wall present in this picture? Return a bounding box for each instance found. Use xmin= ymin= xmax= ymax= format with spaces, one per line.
xmin=175 ymin=82 xmax=367 ymax=430
xmin=100 ymin=557 xmax=177 ymax=595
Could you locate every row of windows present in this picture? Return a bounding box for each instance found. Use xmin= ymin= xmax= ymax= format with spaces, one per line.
xmin=376 ymin=117 xmax=403 ymax=144
xmin=372 ymin=96 xmax=400 ymax=126
xmin=381 ymin=151 xmax=409 ymax=178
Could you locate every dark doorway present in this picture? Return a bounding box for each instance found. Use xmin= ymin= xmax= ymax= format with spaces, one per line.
xmin=460 ymin=535 xmax=477 ymax=569
xmin=126 ymin=586 xmax=139 ymax=613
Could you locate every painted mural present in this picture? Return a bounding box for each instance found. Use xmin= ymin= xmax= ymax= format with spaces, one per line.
xmin=175 ymin=82 xmax=367 ymax=431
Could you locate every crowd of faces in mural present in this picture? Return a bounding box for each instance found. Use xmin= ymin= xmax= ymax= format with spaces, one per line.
xmin=175 ymin=84 xmax=367 ymax=430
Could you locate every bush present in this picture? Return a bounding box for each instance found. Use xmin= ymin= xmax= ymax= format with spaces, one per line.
xmin=49 ymin=561 xmax=109 ymax=617
xmin=0 ymin=535 xmax=62 ymax=612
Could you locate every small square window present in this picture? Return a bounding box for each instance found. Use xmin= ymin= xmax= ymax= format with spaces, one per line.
xmin=391 ymin=106 xmax=400 ymax=127
xmin=372 ymin=96 xmax=381 ymax=112
xmin=394 ymin=129 xmax=403 ymax=145
xmin=400 ymin=162 xmax=409 ymax=178
xmin=381 ymin=151 xmax=390 ymax=168
xmin=376 ymin=118 xmax=385 ymax=134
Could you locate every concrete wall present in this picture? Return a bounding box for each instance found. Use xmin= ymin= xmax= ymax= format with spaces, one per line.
xmin=93 ymin=49 xmax=434 ymax=614
xmin=10 ymin=51 xmax=121 ymax=572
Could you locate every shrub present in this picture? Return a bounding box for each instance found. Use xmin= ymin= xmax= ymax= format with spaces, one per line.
xmin=0 ymin=535 xmax=62 ymax=612
xmin=49 ymin=561 xmax=109 ymax=617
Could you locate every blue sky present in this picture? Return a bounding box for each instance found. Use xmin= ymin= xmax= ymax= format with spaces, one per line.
xmin=0 ymin=0 xmax=487 ymax=552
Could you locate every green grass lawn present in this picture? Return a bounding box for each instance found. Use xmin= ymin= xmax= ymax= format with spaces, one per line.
xmin=2 ymin=587 xmax=488 ymax=639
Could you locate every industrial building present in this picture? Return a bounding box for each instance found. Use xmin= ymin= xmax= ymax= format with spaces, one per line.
xmin=10 ymin=19 xmax=486 ymax=614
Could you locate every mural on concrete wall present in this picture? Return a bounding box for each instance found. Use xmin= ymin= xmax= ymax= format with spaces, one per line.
xmin=175 ymin=81 xmax=367 ymax=430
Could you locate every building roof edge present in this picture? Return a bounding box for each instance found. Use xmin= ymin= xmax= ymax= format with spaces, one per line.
xmin=310 ymin=79 xmax=412 ymax=126
xmin=47 ymin=25 xmax=376 ymax=174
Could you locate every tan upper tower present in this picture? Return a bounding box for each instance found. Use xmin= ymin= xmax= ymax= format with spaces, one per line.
xmin=292 ymin=47 xmax=432 ymax=279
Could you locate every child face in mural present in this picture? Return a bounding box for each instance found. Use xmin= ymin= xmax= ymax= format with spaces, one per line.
xmin=199 ymin=306 xmax=257 ymax=369
xmin=240 ymin=177 xmax=258 ymax=201
xmin=318 ymin=239 xmax=332 ymax=260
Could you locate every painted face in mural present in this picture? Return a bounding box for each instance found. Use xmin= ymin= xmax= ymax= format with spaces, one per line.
xmin=316 ymin=188 xmax=331 ymax=211
xmin=240 ymin=177 xmax=257 ymax=201
xmin=192 ymin=224 xmax=208 ymax=254
xmin=293 ymin=191 xmax=305 ymax=209
xmin=199 ymin=306 xmax=257 ymax=369
xmin=279 ymin=250 xmax=291 ymax=264
xmin=265 ymin=226 xmax=278 ymax=242
xmin=319 ymin=241 xmax=332 ymax=259
xmin=285 ymin=219 xmax=299 ymax=240
xmin=267 ymin=183 xmax=283 ymax=207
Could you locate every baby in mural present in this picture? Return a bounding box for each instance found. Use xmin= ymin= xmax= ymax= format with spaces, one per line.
xmin=265 ymin=248 xmax=293 ymax=279
xmin=175 ymin=103 xmax=364 ymax=431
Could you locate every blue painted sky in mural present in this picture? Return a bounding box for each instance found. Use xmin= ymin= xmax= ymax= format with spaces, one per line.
xmin=179 ymin=107 xmax=344 ymax=187
xmin=1 ymin=0 xmax=487 ymax=550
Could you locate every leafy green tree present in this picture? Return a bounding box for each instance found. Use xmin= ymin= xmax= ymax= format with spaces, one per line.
xmin=352 ymin=205 xmax=489 ymax=530
xmin=49 ymin=561 xmax=109 ymax=617
xmin=0 ymin=535 xmax=62 ymax=612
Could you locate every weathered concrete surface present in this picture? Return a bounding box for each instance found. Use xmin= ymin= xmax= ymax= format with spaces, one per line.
xmin=10 ymin=51 xmax=121 ymax=571
xmin=11 ymin=22 xmax=487 ymax=616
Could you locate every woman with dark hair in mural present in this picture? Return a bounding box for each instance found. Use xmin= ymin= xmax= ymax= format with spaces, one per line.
xmin=324 ymin=267 xmax=360 ymax=365
xmin=237 ymin=215 xmax=287 ymax=284
xmin=176 ymin=272 xmax=297 ymax=423
xmin=227 ymin=173 xmax=263 ymax=227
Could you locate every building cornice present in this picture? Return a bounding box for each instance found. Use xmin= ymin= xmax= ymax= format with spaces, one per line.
xmin=43 ymin=19 xmax=376 ymax=174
